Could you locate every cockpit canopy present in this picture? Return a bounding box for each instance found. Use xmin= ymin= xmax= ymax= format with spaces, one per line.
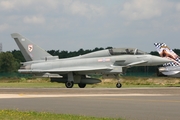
xmin=77 ymin=47 xmax=148 ymax=59
xmin=109 ymin=48 xmax=147 ymax=55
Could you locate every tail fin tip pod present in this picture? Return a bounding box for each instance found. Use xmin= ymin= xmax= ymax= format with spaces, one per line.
xmin=11 ymin=33 xmax=55 ymax=61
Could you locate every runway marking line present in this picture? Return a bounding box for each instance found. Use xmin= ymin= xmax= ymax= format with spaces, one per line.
xmin=1 ymin=94 xmax=180 ymax=103
xmin=0 ymin=93 xmax=172 ymax=99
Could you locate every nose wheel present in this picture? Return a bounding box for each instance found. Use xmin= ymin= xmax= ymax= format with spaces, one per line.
xmin=116 ymin=83 xmax=122 ymax=88
xmin=115 ymin=74 xmax=122 ymax=88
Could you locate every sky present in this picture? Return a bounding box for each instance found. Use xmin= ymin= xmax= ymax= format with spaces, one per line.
xmin=1 ymin=0 xmax=180 ymax=53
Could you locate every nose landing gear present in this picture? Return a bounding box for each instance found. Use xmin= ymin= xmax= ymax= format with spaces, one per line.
xmin=116 ymin=82 xmax=122 ymax=88
xmin=115 ymin=74 xmax=122 ymax=88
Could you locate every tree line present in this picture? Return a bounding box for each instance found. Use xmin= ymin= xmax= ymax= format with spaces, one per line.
xmin=0 ymin=48 xmax=180 ymax=74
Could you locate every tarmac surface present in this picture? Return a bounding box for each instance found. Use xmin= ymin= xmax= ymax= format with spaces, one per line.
xmin=0 ymin=87 xmax=180 ymax=120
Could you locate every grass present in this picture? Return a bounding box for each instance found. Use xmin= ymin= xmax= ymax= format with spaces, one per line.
xmin=0 ymin=110 xmax=123 ymax=120
xmin=0 ymin=76 xmax=179 ymax=88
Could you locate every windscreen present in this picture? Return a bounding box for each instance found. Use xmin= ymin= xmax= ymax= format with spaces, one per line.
xmin=109 ymin=48 xmax=147 ymax=55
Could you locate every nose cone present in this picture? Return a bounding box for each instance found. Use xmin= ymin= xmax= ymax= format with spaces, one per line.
xmin=150 ymin=56 xmax=172 ymax=65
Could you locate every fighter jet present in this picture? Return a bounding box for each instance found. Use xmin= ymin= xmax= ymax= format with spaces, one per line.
xmin=11 ymin=33 xmax=171 ymax=88
xmin=154 ymin=43 xmax=180 ymax=77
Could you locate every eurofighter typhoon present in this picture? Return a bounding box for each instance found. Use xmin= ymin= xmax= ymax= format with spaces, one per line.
xmin=11 ymin=33 xmax=171 ymax=88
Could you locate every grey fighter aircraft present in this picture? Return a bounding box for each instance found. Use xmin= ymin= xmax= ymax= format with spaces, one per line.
xmin=11 ymin=33 xmax=171 ymax=88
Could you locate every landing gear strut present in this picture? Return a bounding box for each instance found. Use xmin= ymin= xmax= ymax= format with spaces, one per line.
xmin=65 ymin=72 xmax=74 ymax=88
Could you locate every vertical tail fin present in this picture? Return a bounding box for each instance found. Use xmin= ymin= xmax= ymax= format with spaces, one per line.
xmin=11 ymin=33 xmax=54 ymax=61
xmin=154 ymin=43 xmax=180 ymax=66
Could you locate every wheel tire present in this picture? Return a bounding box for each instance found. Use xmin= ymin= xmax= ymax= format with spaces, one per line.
xmin=78 ymin=83 xmax=86 ymax=88
xmin=116 ymin=83 xmax=122 ymax=88
xmin=65 ymin=81 xmax=74 ymax=88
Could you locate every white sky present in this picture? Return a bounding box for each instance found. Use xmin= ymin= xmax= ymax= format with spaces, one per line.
xmin=1 ymin=0 xmax=180 ymax=52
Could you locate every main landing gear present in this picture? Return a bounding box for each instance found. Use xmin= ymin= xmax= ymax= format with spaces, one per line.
xmin=65 ymin=72 xmax=87 ymax=88
xmin=78 ymin=83 xmax=86 ymax=88
xmin=65 ymin=82 xmax=86 ymax=88
xmin=65 ymin=72 xmax=74 ymax=88
xmin=65 ymin=81 xmax=74 ymax=88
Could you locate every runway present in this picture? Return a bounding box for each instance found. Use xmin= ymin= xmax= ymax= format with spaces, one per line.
xmin=0 ymin=88 xmax=180 ymax=120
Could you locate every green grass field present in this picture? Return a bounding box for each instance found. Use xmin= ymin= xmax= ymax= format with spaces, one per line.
xmin=0 ymin=110 xmax=124 ymax=120
xmin=0 ymin=76 xmax=179 ymax=88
